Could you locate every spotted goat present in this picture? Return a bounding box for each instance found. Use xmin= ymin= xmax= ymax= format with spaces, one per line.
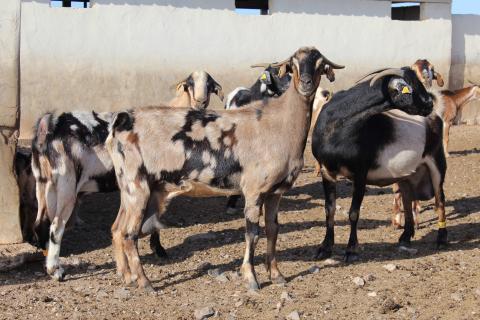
xmin=30 ymin=71 xmax=222 ymax=281
xmin=106 ymin=47 xmax=344 ymax=291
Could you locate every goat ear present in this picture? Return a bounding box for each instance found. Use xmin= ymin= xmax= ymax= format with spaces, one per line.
xmin=324 ymin=65 xmax=335 ymax=82
xmin=174 ymin=80 xmax=188 ymax=93
xmin=278 ymin=63 xmax=292 ymax=78
xmin=212 ymin=80 xmax=224 ymax=101
xmin=434 ymin=71 xmax=445 ymax=87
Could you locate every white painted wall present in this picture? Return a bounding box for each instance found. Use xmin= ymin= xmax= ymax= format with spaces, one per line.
xmin=0 ymin=0 xmax=22 ymax=244
xmin=451 ymin=14 xmax=480 ymax=124
xmin=19 ymin=0 xmax=452 ymax=138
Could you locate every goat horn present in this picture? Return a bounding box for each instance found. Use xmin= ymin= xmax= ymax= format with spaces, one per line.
xmin=355 ymin=68 xmax=390 ymax=84
xmin=322 ymin=56 xmax=345 ymax=69
xmin=250 ymin=63 xmax=271 ymax=68
xmin=370 ymin=68 xmax=405 ymax=87
xmin=269 ymin=57 xmax=291 ymax=68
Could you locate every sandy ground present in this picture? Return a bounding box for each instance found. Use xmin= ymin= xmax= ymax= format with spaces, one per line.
xmin=1 ymin=125 xmax=479 ymax=320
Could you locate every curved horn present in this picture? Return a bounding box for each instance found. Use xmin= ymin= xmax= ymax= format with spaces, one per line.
xmin=355 ymin=68 xmax=390 ymax=84
xmin=322 ymin=56 xmax=345 ymax=69
xmin=250 ymin=63 xmax=271 ymax=68
xmin=370 ymin=68 xmax=405 ymax=87
xmin=269 ymin=57 xmax=291 ymax=68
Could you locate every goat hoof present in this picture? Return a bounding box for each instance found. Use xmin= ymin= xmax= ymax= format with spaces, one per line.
xmin=142 ymin=284 xmax=155 ymax=293
xmin=344 ymin=252 xmax=359 ymax=263
xmin=315 ymin=247 xmax=332 ymax=260
xmin=51 ymin=267 xmax=65 ymax=282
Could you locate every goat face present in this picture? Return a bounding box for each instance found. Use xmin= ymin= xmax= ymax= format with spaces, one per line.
xmin=387 ymin=68 xmax=433 ymax=116
xmin=412 ymin=59 xmax=444 ymax=88
xmin=176 ymin=71 xmax=224 ymax=109
xmin=260 ymin=65 xmax=292 ymax=96
xmin=271 ymin=47 xmax=344 ymax=98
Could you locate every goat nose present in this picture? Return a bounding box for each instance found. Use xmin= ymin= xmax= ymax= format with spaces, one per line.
xmin=300 ymin=75 xmax=313 ymax=86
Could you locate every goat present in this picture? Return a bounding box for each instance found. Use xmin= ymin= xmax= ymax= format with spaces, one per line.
xmin=106 ymin=47 xmax=344 ymax=291
xmin=14 ymin=149 xmax=38 ymax=244
xmin=391 ymin=59 xmax=445 ymax=229
xmin=30 ymin=71 xmax=220 ymax=281
xmin=224 ymin=65 xmax=291 ymax=110
xmin=171 ymin=71 xmax=224 ymax=109
xmin=312 ymin=67 xmax=447 ymax=263
xmin=310 ymin=87 xmax=332 ymax=177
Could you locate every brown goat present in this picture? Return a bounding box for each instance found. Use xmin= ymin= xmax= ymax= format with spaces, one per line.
xmin=106 ymin=47 xmax=344 ymax=291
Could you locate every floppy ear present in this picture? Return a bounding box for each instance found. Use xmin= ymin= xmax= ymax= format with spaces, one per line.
xmin=324 ymin=65 xmax=335 ymax=82
xmin=174 ymin=80 xmax=188 ymax=93
xmin=433 ymin=71 xmax=444 ymax=87
xmin=209 ymin=76 xmax=224 ymax=101
xmin=278 ymin=62 xmax=293 ymax=78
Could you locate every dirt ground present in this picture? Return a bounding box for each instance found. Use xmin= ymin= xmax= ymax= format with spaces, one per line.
xmin=1 ymin=125 xmax=479 ymax=320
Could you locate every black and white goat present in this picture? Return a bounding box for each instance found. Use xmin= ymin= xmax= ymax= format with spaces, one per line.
xmin=312 ymin=68 xmax=447 ymax=262
xmin=30 ymin=71 xmax=221 ymax=281
xmin=224 ymin=65 xmax=291 ymax=110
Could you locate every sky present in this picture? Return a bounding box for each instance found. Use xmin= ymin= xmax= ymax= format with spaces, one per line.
xmin=51 ymin=1 xmax=480 ymax=15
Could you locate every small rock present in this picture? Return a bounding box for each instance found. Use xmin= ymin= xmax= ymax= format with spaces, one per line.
xmin=87 ymin=265 xmax=97 ymax=271
xmin=323 ymin=258 xmax=340 ymax=266
xmin=451 ymin=293 xmax=463 ymax=302
xmin=69 ymin=257 xmax=81 ymax=267
xmin=190 ymin=233 xmax=217 ymax=241
xmin=353 ymin=277 xmax=365 ymax=287
xmin=234 ymin=300 xmax=243 ymax=308
xmin=194 ymin=306 xmax=215 ymax=320
xmin=287 ymin=310 xmax=301 ymax=320
xmin=41 ymin=296 xmax=53 ymax=303
xmin=281 ymin=291 xmax=293 ymax=302
xmin=364 ymin=274 xmax=375 ymax=282
xmin=474 ymin=288 xmax=480 ymax=297
xmin=215 ymin=273 xmax=229 ymax=283
xmin=197 ymin=262 xmax=212 ymax=271
xmin=96 ymin=290 xmax=108 ymax=299
xmin=207 ymin=268 xmax=221 ymax=277
xmin=383 ymin=264 xmax=397 ymax=272
xmin=380 ymin=298 xmax=401 ymax=314
xmin=367 ymin=291 xmax=377 ymax=297
xmin=113 ymin=288 xmax=130 ymax=300
xmin=275 ymin=301 xmax=282 ymax=312
xmin=398 ymin=246 xmax=418 ymax=255
xmin=308 ymin=265 xmax=320 ymax=274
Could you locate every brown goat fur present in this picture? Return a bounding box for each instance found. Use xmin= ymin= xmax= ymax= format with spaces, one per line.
xmin=106 ymin=47 xmax=344 ymax=291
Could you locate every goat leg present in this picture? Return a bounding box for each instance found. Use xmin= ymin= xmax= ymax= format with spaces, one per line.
xmin=316 ymin=173 xmax=337 ymax=259
xmin=241 ymin=197 xmax=262 ymax=291
xmin=344 ymin=177 xmax=366 ymax=263
xmin=264 ymin=193 xmax=285 ymax=284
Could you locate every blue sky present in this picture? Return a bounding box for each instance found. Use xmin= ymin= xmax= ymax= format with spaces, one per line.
xmin=452 ymin=0 xmax=480 ymax=14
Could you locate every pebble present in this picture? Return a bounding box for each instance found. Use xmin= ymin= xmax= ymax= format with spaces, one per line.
xmin=380 ymin=298 xmax=401 ymax=314
xmin=194 ymin=306 xmax=215 ymax=320
xmin=398 ymin=246 xmax=418 ymax=255
xmin=281 ymin=291 xmax=293 ymax=302
xmin=383 ymin=264 xmax=397 ymax=272
xmin=367 ymin=291 xmax=377 ymax=297
xmin=87 ymin=265 xmax=97 ymax=271
xmin=474 ymin=288 xmax=480 ymax=297
xmin=450 ymin=293 xmax=463 ymax=302
xmin=113 ymin=288 xmax=130 ymax=300
xmin=287 ymin=310 xmax=301 ymax=320
xmin=323 ymin=258 xmax=340 ymax=266
xmin=234 ymin=300 xmax=243 ymax=308
xmin=308 ymin=265 xmax=320 ymax=274
xmin=353 ymin=277 xmax=365 ymax=287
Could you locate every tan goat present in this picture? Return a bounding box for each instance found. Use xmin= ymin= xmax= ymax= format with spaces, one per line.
xmin=106 ymin=47 xmax=344 ymax=291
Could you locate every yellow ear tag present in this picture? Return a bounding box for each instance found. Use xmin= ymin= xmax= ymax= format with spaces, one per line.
xmin=260 ymin=73 xmax=267 ymax=80
xmin=42 ymin=249 xmax=48 ymax=257
xmin=402 ymin=86 xmax=411 ymax=94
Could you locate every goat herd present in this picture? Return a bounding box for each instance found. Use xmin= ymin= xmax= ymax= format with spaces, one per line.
xmin=14 ymin=47 xmax=480 ymax=292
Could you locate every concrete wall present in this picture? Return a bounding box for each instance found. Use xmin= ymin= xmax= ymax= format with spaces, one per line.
xmin=451 ymin=14 xmax=480 ymax=124
xmin=0 ymin=0 xmax=22 ymax=244
xmin=19 ymin=0 xmax=452 ymax=138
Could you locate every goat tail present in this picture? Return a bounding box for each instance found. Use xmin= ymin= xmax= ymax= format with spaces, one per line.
xmin=32 ymin=112 xmax=54 ymax=154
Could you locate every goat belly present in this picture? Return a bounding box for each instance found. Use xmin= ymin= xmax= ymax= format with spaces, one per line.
xmin=366 ymin=110 xmax=427 ymax=184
